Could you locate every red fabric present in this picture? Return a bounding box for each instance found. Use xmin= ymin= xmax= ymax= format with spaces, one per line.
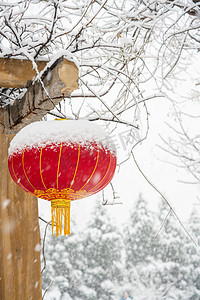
xmin=8 ymin=142 xmax=117 ymax=201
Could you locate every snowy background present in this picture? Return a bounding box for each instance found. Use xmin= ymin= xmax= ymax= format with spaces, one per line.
xmin=1 ymin=0 xmax=200 ymax=299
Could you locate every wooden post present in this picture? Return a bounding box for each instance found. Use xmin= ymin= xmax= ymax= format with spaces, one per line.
xmin=0 ymin=113 xmax=42 ymax=300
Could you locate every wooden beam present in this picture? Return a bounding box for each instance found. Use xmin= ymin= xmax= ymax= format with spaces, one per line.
xmin=0 ymin=113 xmax=42 ymax=300
xmin=0 ymin=57 xmax=79 ymax=133
xmin=0 ymin=57 xmax=78 ymax=92
xmin=0 ymin=58 xmax=47 ymax=88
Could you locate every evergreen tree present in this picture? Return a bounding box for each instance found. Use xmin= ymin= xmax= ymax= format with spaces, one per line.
xmin=80 ymin=202 xmax=123 ymax=300
xmin=184 ymin=209 xmax=200 ymax=299
xmin=42 ymin=202 xmax=123 ymax=300
xmin=155 ymin=201 xmax=189 ymax=299
xmin=42 ymin=224 xmax=90 ymax=300
xmin=42 ymin=194 xmax=197 ymax=300
xmin=124 ymin=194 xmax=159 ymax=267
xmin=123 ymin=195 xmax=192 ymax=299
xmin=123 ymin=194 xmax=161 ymax=296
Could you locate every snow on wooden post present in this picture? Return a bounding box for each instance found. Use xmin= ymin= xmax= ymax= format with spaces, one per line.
xmin=0 ymin=57 xmax=79 ymax=299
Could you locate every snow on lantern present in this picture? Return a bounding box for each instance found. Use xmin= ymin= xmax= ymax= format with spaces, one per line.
xmin=8 ymin=120 xmax=117 ymax=236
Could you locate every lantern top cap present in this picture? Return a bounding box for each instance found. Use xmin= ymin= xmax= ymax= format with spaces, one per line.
xmin=9 ymin=119 xmax=116 ymax=155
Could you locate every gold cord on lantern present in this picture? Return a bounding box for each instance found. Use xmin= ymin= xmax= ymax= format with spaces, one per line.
xmin=51 ymin=199 xmax=71 ymax=236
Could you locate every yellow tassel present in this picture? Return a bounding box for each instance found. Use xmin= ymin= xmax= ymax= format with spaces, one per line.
xmin=51 ymin=206 xmax=55 ymax=236
xmin=51 ymin=199 xmax=71 ymax=236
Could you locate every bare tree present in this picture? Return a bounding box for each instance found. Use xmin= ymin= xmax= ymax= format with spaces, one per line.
xmin=158 ymin=101 xmax=200 ymax=184
xmin=0 ymin=0 xmax=200 ymax=248
xmin=0 ymin=0 xmax=199 ymax=124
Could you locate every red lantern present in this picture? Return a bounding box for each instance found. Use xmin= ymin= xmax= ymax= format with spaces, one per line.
xmin=8 ymin=120 xmax=117 ymax=236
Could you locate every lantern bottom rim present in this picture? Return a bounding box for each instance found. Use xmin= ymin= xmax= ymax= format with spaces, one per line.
xmin=51 ymin=198 xmax=71 ymax=208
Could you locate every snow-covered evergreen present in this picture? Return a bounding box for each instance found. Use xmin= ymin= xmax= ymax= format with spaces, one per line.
xmin=123 ymin=194 xmax=165 ymax=299
xmin=76 ymin=202 xmax=123 ymax=300
xmin=154 ymin=202 xmax=189 ymax=299
xmin=42 ymin=196 xmax=200 ymax=300
xmin=42 ymin=227 xmax=87 ymax=300
xmin=42 ymin=202 xmax=123 ymax=300
xmin=185 ymin=209 xmax=200 ymax=299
